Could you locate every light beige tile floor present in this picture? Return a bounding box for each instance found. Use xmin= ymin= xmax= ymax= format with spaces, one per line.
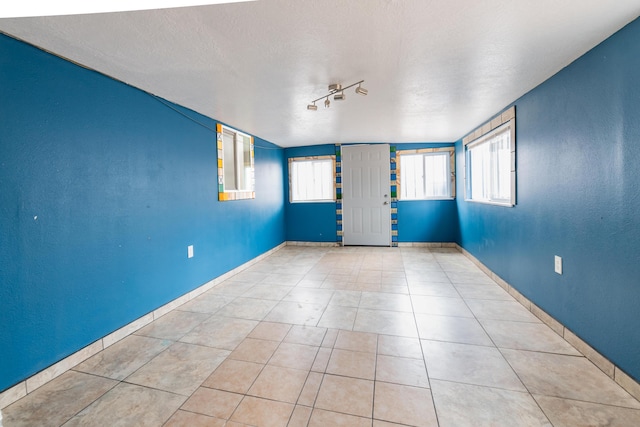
xmin=3 ymin=246 xmax=640 ymax=426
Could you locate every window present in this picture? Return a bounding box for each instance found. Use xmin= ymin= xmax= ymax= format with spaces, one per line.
xmin=464 ymin=106 xmax=516 ymax=206
xmin=217 ymin=124 xmax=255 ymax=201
xmin=398 ymin=147 xmax=455 ymax=200
xmin=289 ymin=156 xmax=335 ymax=202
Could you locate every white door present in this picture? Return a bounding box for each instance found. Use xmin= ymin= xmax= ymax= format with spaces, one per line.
xmin=342 ymin=144 xmax=391 ymax=246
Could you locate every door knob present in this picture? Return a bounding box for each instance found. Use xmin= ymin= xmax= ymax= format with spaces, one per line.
xmin=383 ymin=201 xmax=389 ymax=205
xmin=384 ymin=194 xmax=388 ymax=197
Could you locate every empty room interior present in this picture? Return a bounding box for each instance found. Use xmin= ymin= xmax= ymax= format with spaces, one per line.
xmin=2 ymin=1 xmax=640 ymax=426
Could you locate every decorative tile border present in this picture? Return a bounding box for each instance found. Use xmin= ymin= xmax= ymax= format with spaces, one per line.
xmin=216 ymin=123 xmax=255 ymax=201
xmin=455 ymin=243 xmax=640 ymax=402
xmin=335 ymin=144 xmax=343 ymax=245
xmin=0 ymin=242 xmax=286 ymax=410
xmin=390 ymin=146 xmax=398 ymax=247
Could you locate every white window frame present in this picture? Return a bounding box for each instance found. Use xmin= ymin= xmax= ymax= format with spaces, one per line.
xmin=463 ymin=106 xmax=516 ymax=207
xmin=398 ymin=147 xmax=455 ymax=201
xmin=289 ymin=156 xmax=336 ymax=203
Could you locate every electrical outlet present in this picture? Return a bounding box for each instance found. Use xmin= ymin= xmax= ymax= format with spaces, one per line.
xmin=188 ymin=245 xmax=194 ymax=259
xmin=554 ymin=255 xmax=562 ymax=275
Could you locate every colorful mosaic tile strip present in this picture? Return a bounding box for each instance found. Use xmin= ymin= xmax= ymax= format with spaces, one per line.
xmin=335 ymin=144 xmax=343 ymax=244
xmin=390 ymin=145 xmax=398 ymax=247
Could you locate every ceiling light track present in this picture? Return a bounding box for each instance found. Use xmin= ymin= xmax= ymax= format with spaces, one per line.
xmin=307 ymin=80 xmax=367 ymax=110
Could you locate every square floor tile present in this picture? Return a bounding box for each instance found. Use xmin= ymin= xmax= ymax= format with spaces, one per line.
xmin=284 ymin=325 xmax=327 ymax=346
xmin=265 ymin=301 xmax=326 ymax=325
xmin=454 ymin=283 xmax=512 ymax=300
xmin=359 ymin=292 xmax=413 ymax=312
xmin=136 ymin=310 xmax=211 ymax=341
xmin=242 ymin=285 xmax=294 ymax=301
xmin=431 ymin=379 xmax=552 ymax=427
xmin=415 ymin=313 xmax=493 ymax=346
xmin=465 ymin=299 xmax=540 ymax=323
xmin=317 ymin=305 xmax=357 ymax=329
xmin=230 ymin=396 xmax=294 ymax=427
xmin=179 ymin=293 xmax=235 ymax=314
xmin=181 ymin=387 xmax=243 ymax=419
xmin=126 ymin=342 xmax=229 ymax=396
xmin=202 ymin=358 xmax=264 ymax=394
xmin=335 ymin=330 xmax=378 ymax=353
xmin=501 ymin=349 xmax=640 ymax=408
xmin=248 ymin=365 xmax=308 ymax=403
xmin=445 ymin=271 xmax=495 ymax=285
xmin=326 ymin=348 xmax=376 ymax=380
xmin=375 ymin=354 xmax=429 ymax=387
xmin=422 ymin=340 xmax=526 ymax=392
xmin=315 ymin=374 xmax=374 ymax=418
xmin=229 ymin=338 xmax=279 ymax=364
xmin=74 ymin=334 xmax=171 ymax=380
xmin=268 ymin=342 xmax=319 ymax=371
xmin=180 ymin=315 xmax=258 ymax=350
xmin=1 ymin=371 xmax=117 ymax=427
xmin=63 ymin=382 xmax=185 ymax=427
xmin=329 ymin=290 xmax=362 ymax=307
xmin=534 ymin=394 xmax=640 ymax=427
xmin=373 ymin=381 xmax=437 ymax=427
xmin=248 ymin=321 xmax=292 ymax=341
xmin=353 ymin=308 xmax=418 ymax=337
xmin=283 ymin=288 xmax=335 ymax=305
xmin=377 ymin=335 xmax=423 ymax=359
xmin=409 ymin=282 xmax=460 ymax=297
xmin=480 ymin=319 xmax=580 ymax=354
xmin=411 ymin=295 xmax=474 ymax=317
xmin=214 ymin=297 xmax=279 ymax=321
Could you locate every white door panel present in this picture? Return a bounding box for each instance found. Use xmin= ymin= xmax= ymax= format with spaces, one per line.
xmin=342 ymin=144 xmax=391 ymax=246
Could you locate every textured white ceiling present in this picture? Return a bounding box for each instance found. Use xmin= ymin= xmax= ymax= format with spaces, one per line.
xmin=1 ymin=0 xmax=639 ymax=147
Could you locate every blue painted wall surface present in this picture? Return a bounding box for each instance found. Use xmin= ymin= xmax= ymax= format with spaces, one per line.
xmin=456 ymin=18 xmax=640 ymax=381
xmin=395 ymin=143 xmax=458 ymax=243
xmin=284 ymin=145 xmax=337 ymax=242
xmin=0 ymin=35 xmax=285 ymax=392
xmin=397 ymin=200 xmax=458 ymax=242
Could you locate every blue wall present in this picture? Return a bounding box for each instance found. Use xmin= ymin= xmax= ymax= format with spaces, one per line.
xmin=456 ymin=18 xmax=640 ymax=382
xmin=0 ymin=34 xmax=285 ymax=392
xmin=284 ymin=145 xmax=338 ymax=242
xmin=395 ymin=143 xmax=458 ymax=243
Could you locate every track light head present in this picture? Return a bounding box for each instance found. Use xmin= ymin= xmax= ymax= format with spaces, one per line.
xmin=324 ymin=97 xmax=330 ymax=108
xmin=355 ymin=84 xmax=368 ymax=96
xmin=328 ymin=83 xmax=342 ymax=92
xmin=307 ymin=102 xmax=317 ymax=111
xmin=334 ymin=92 xmax=346 ymax=101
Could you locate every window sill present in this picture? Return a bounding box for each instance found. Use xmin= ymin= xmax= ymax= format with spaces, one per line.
xmin=464 ymin=198 xmax=514 ymax=207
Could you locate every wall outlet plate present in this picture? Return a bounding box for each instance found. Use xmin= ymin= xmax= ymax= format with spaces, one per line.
xmin=554 ymin=255 xmax=562 ymax=275
xmin=188 ymin=245 xmax=194 ymax=259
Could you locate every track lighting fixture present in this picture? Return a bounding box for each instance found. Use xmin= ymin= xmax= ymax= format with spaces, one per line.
xmin=307 ymin=80 xmax=367 ymax=110
xmin=355 ymin=84 xmax=368 ymax=96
